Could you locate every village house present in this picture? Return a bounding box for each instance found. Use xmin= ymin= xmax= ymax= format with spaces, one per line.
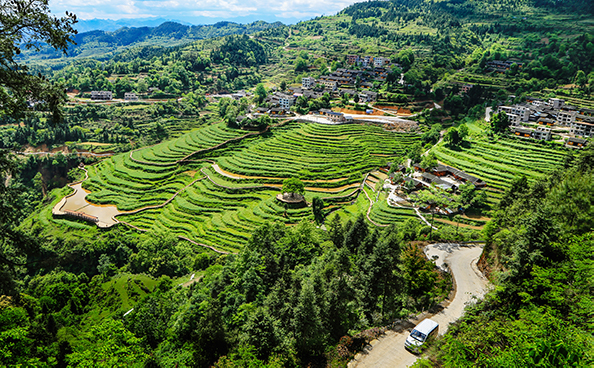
xmin=512 ymin=126 xmax=533 ymax=138
xmin=537 ymin=117 xmax=555 ymax=126
xmin=361 ymin=56 xmax=374 ymax=67
xmin=347 ymin=55 xmax=359 ymax=65
xmin=511 ymin=126 xmax=551 ymax=141
xmin=302 ymin=76 xmax=316 ymax=89
xmin=497 ymin=104 xmax=530 ymax=124
xmin=90 ymin=91 xmax=112 ymax=100
xmin=566 ymin=137 xmax=588 ymax=148
xmin=320 ymin=80 xmax=338 ymax=91
xmin=549 ymin=98 xmax=564 ymax=109
xmin=269 ymin=107 xmax=286 ymax=115
xmin=557 ymin=110 xmax=577 ymax=125
xmin=359 ymin=91 xmax=378 ymax=103
xmin=414 ymin=163 xmax=486 ymax=188
xmin=570 ymin=120 xmax=594 ymax=137
xmin=319 ymin=109 xmax=347 ymax=122
xmin=532 ymin=126 xmax=552 ymax=140
xmin=373 ymin=57 xmax=390 ymax=68
xmin=460 ymin=84 xmax=474 ymax=94
xmin=124 ymin=92 xmax=138 ymax=101
xmin=276 ymin=93 xmax=295 ymax=110
xmin=421 ymin=172 xmax=456 ymax=191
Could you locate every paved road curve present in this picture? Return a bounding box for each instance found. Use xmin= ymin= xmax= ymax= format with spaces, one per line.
xmin=349 ymin=243 xmax=488 ymax=368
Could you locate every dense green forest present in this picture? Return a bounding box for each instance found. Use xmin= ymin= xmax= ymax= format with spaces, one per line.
xmin=1 ymin=0 xmax=593 ymax=367
xmin=415 ymin=149 xmax=594 ymax=367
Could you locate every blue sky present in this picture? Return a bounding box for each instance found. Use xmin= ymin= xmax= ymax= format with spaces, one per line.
xmin=50 ymin=0 xmax=359 ymax=26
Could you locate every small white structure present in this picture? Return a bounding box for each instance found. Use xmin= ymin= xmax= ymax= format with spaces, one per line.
xmin=90 ymin=91 xmax=112 ymax=100
xmin=558 ymin=110 xmax=577 ymax=126
xmin=124 ymin=92 xmax=138 ymax=101
xmin=302 ymin=76 xmax=316 ymax=89
xmin=276 ymin=93 xmax=295 ymax=110
xmin=533 ymin=126 xmax=551 ymax=141
xmin=497 ymin=105 xmax=530 ymax=123
xmin=373 ymin=57 xmax=390 ymax=68
xmin=570 ymin=120 xmax=594 ymax=137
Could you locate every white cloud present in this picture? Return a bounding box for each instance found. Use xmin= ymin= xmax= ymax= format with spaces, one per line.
xmin=50 ymin=0 xmax=359 ymax=23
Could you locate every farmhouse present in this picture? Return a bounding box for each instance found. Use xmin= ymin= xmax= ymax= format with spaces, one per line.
xmin=566 ymin=137 xmax=588 ymax=148
xmin=373 ymin=57 xmax=390 ymax=67
xmin=511 ymin=126 xmax=551 ymax=141
xmin=497 ymin=104 xmax=530 ymax=124
xmin=346 ymin=55 xmax=359 ymax=65
xmin=558 ymin=110 xmax=577 ymax=125
xmin=90 ymin=91 xmax=112 ymax=100
xmin=403 ymin=177 xmax=424 ymax=190
xmin=124 ymin=92 xmax=138 ymax=101
xmin=302 ymin=76 xmax=316 ymax=89
xmin=359 ymin=91 xmax=378 ymax=102
xmin=421 ymin=172 xmax=456 ymax=191
xmin=320 ymin=80 xmax=339 ymax=91
xmin=570 ymin=120 xmax=594 ymax=137
xmin=268 ymin=92 xmax=295 ymax=109
xmin=319 ymin=109 xmax=347 ymax=122
xmin=413 ymin=163 xmax=486 ymax=188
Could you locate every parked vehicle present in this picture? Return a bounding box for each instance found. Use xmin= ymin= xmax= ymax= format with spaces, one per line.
xmin=404 ymin=318 xmax=439 ymax=353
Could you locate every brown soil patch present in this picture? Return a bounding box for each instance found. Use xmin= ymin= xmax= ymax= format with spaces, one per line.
xmin=336 ymin=107 xmax=384 ymax=116
xmin=373 ymin=105 xmax=412 ymax=115
xmin=183 ymin=170 xmax=198 ymax=177
xmin=462 ymin=214 xmax=491 ymax=222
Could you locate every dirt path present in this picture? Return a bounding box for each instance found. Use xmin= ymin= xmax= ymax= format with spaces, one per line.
xmin=349 ymin=243 xmax=487 ymax=368
xmin=433 ymin=218 xmax=484 ymax=230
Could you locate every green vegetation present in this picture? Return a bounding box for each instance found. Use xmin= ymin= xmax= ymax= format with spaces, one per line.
xmin=79 ymin=121 xmax=420 ymax=252
xmin=415 ymin=147 xmax=594 ymax=368
xmin=1 ymin=0 xmax=594 ymax=367
xmin=433 ymin=136 xmax=568 ymax=205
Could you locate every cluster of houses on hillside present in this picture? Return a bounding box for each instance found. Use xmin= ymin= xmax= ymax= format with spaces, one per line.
xmin=494 ymin=97 xmax=593 ymax=148
xmin=381 ymin=162 xmax=487 ymax=215
xmin=346 ymin=55 xmax=392 ymax=68
xmin=317 ymin=67 xmax=392 ymax=89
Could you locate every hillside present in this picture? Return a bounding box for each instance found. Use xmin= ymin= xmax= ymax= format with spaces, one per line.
xmin=17 ymin=20 xmax=283 ymax=64
xmin=1 ymin=0 xmax=593 ymax=367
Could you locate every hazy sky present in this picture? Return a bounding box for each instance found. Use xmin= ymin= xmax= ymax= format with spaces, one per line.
xmin=50 ymin=0 xmax=359 ymax=25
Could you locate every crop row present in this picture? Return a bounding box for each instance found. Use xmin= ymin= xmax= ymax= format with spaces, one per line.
xmin=79 ymin=121 xmax=423 ymax=251
xmin=368 ymin=201 xmax=417 ymax=226
xmin=433 ymin=138 xmax=567 ymax=202
xmin=132 ymin=123 xmax=243 ymax=164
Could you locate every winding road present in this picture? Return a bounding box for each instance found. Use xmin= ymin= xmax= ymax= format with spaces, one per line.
xmin=349 ymin=243 xmax=487 ymax=368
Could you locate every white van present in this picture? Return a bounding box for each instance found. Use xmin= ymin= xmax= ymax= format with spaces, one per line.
xmin=404 ymin=318 xmax=439 ymax=353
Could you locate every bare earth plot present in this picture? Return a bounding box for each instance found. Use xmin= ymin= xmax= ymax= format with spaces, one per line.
xmin=349 ymin=243 xmax=488 ymax=368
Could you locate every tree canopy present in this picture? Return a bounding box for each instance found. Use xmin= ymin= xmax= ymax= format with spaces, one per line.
xmin=0 ymin=0 xmax=77 ymax=122
xmin=282 ymin=177 xmax=305 ymax=196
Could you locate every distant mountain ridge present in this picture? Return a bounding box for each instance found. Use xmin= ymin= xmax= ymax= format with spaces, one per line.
xmin=74 ymin=18 xmax=194 ymax=33
xmin=20 ymin=20 xmax=284 ymax=63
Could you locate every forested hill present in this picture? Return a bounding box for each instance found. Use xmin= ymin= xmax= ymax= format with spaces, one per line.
xmin=17 ymin=20 xmax=283 ymax=62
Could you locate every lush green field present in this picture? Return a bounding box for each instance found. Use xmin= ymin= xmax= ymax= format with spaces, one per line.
xmin=58 ymin=121 xmax=422 ymax=252
xmin=433 ymin=137 xmax=569 ymax=204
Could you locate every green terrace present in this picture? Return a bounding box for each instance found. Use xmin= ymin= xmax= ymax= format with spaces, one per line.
xmin=433 ymin=137 xmax=568 ymax=204
xmin=56 ymin=121 xmax=421 ymax=252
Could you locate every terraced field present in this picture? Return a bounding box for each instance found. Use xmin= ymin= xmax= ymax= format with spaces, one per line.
xmin=61 ymin=121 xmax=421 ymax=252
xmin=369 ymin=200 xmax=418 ymax=226
xmin=433 ymin=138 xmax=569 ymax=204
